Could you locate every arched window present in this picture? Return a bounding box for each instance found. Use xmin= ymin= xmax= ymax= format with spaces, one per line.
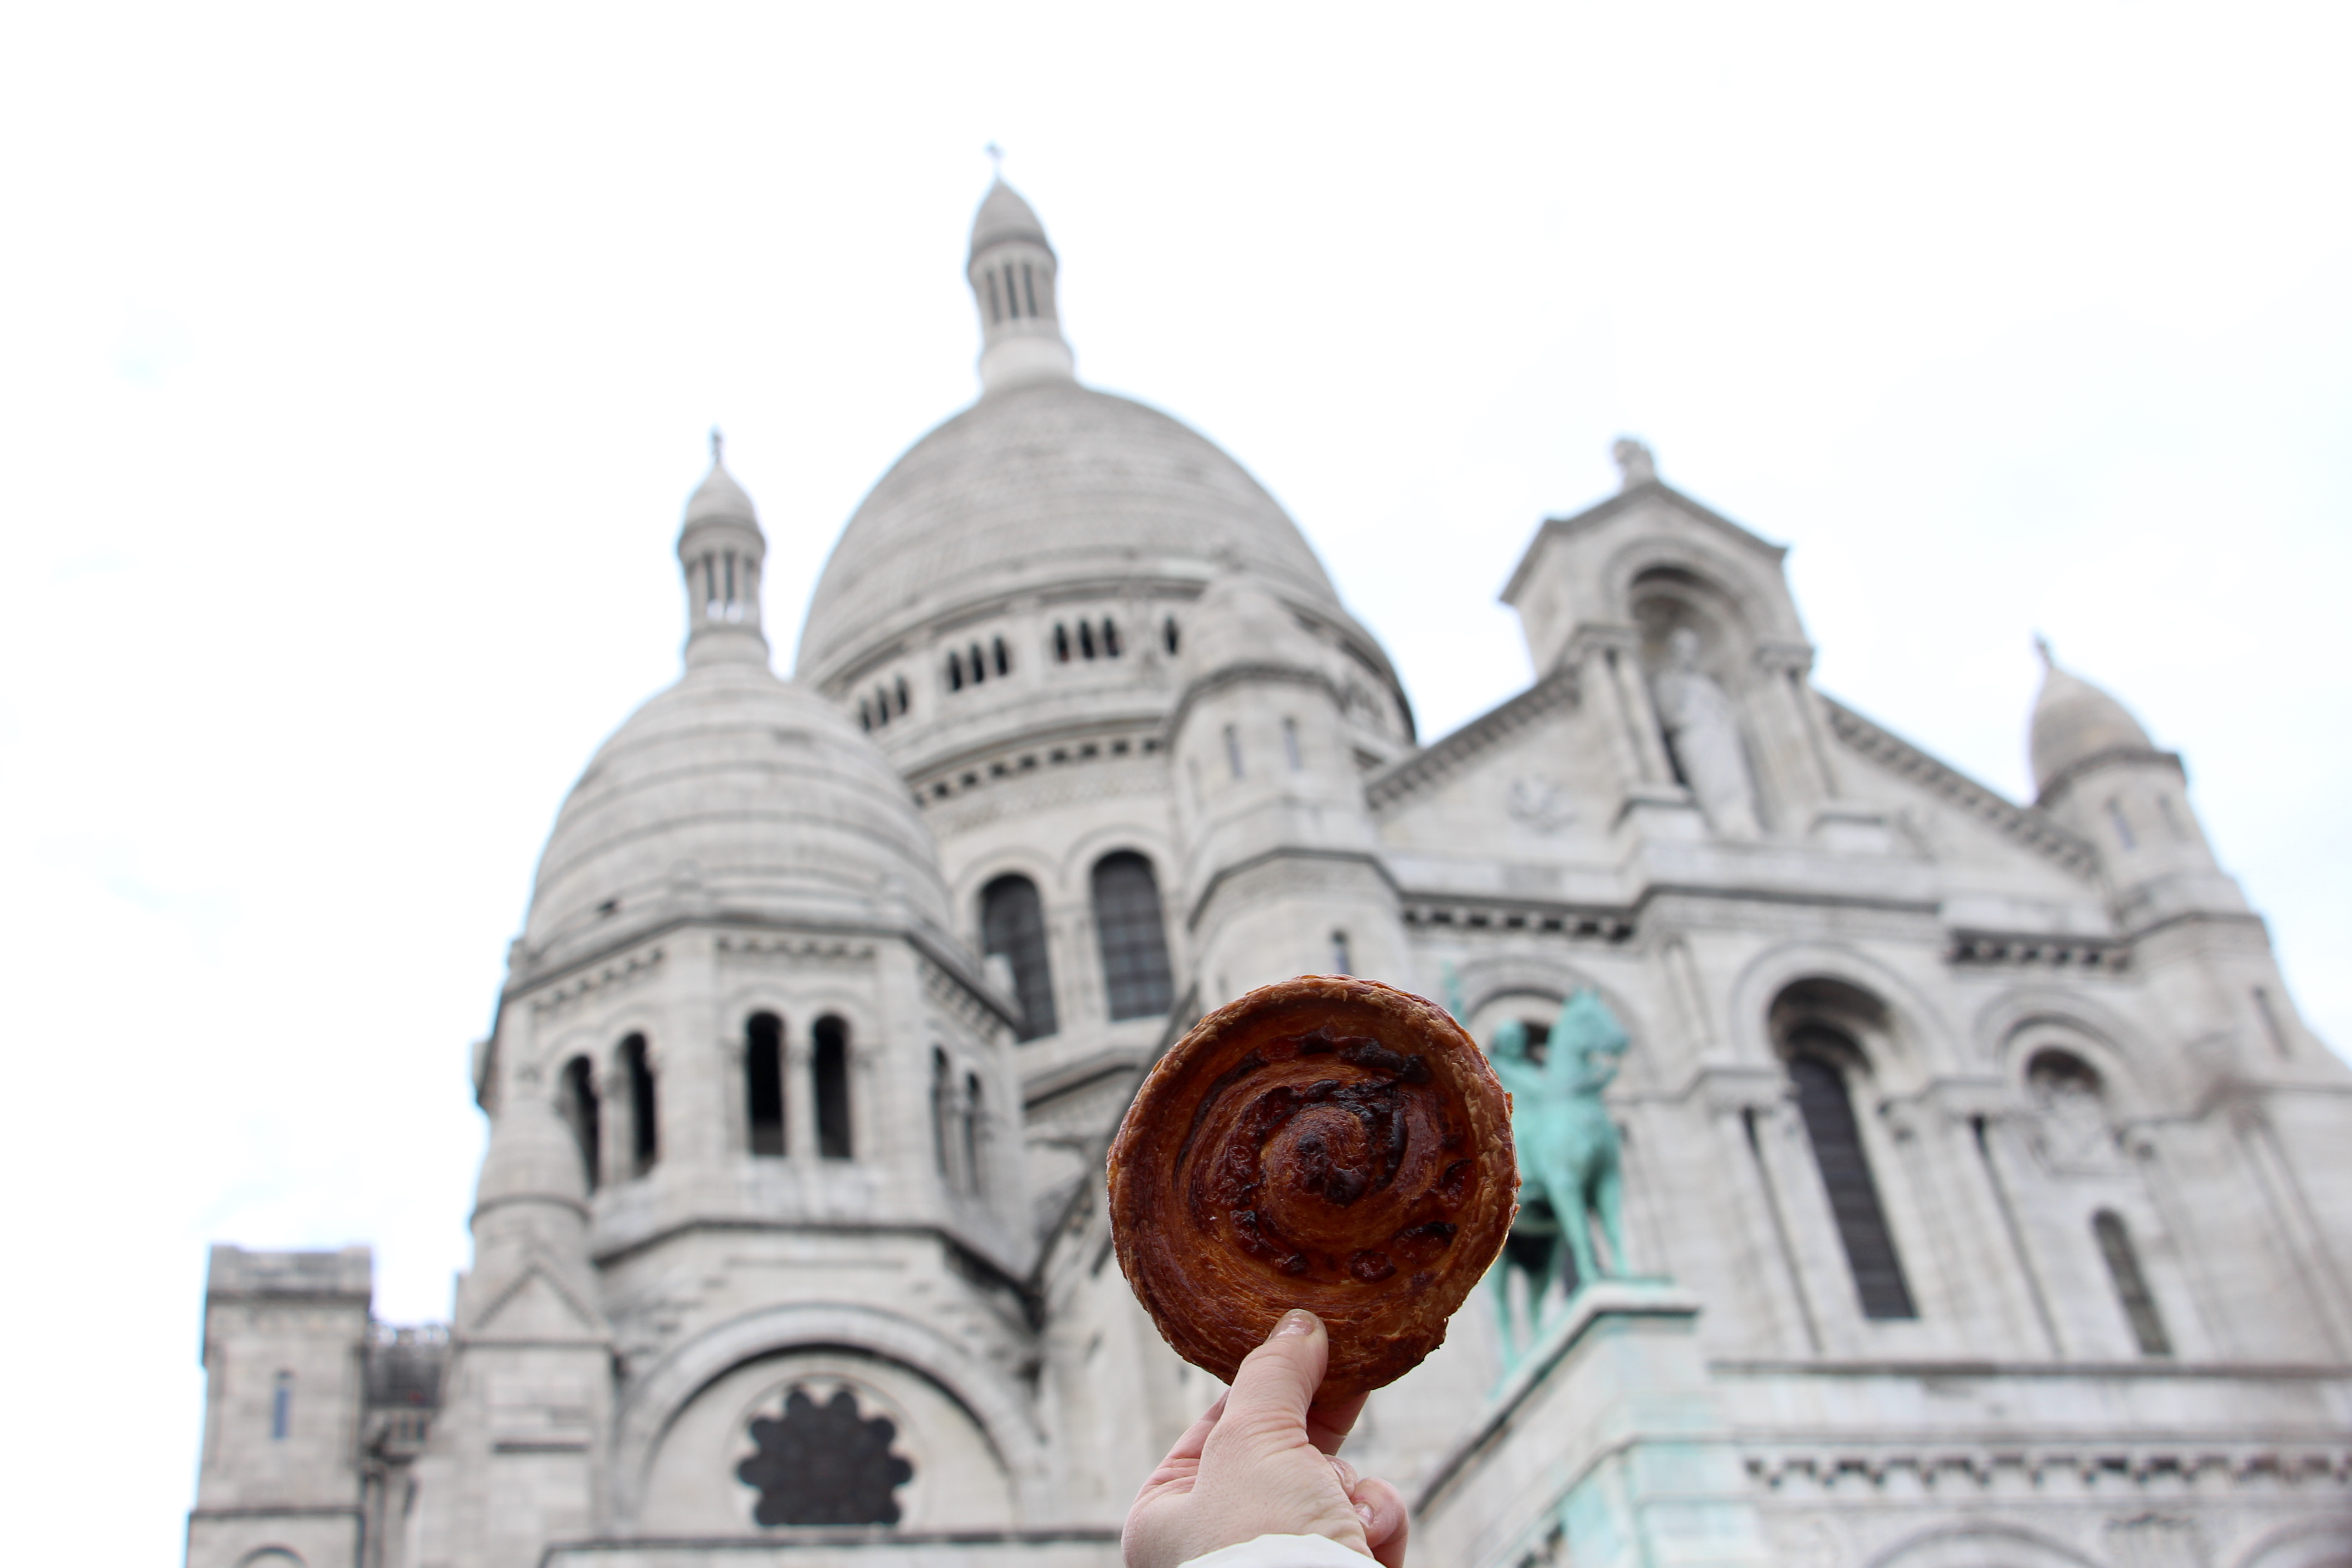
xmin=930 ymin=1048 xmax=952 ymax=1178
xmin=1053 ymin=624 xmax=1071 ymax=662
xmin=1102 ymin=618 xmax=1122 ymax=657
xmin=967 ymin=642 xmax=986 ymax=684
xmin=1329 ymin=929 xmax=1351 ymax=975
xmin=1163 ymin=616 xmax=1180 ymax=655
xmin=981 ymin=874 xmax=1057 ymax=1041
xmin=1786 ymin=1031 xmax=1915 ymax=1319
xmin=558 ymin=1055 xmax=600 ymax=1193
xmin=1078 ymin=621 xmax=1097 ymax=659
xmin=2094 ymin=1210 xmax=2171 ymax=1355
xmin=271 ymin=1371 xmax=293 ymax=1440
xmin=946 ymin=649 xmax=964 ymax=691
xmin=813 ymin=1016 xmax=852 ymax=1159
xmin=893 ymin=676 xmax=909 ymax=715
xmin=622 ymin=1034 xmax=658 ymax=1177
xmin=963 ymin=1071 xmax=985 ymax=1195
xmin=1092 ymin=852 xmax=1174 ymax=1021
xmin=746 ymin=1013 xmax=785 ymax=1156
xmin=857 ymin=698 xmax=873 ymax=732
xmin=992 ymin=636 xmax=1010 ymax=676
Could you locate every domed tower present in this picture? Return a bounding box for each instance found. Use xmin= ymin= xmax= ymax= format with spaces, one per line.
xmin=796 ymin=181 xmax=1413 ymax=1156
xmin=417 ymin=446 xmax=1042 ymax=1565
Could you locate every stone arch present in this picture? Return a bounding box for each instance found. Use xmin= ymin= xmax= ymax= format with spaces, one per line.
xmin=1727 ymin=941 xmax=1954 ymax=1090
xmin=1973 ymin=987 xmax=2154 ymax=1116
xmin=236 ymin=1550 xmax=307 ymax=1568
xmin=2234 ymin=1517 xmax=2352 ymax=1568
xmin=1446 ymin=953 xmax=1651 ymax=1057
xmin=612 ymin=1300 xmax=1048 ymax=1523
xmin=1601 ymin=532 xmax=1803 ymax=648
xmin=1867 ymin=1521 xmax=2101 ymax=1568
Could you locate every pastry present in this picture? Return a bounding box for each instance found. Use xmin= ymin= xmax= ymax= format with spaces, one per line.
xmin=1107 ymin=974 xmax=1518 ymax=1397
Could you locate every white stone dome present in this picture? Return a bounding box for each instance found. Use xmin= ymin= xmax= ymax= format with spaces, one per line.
xmin=523 ymin=660 xmax=950 ymax=967
xmin=795 ymin=377 xmax=1348 ymax=681
xmin=2029 ymin=647 xmax=2159 ymax=795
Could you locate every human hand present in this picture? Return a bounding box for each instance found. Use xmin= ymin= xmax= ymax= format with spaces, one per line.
xmin=1123 ymin=1309 xmax=1409 ymax=1568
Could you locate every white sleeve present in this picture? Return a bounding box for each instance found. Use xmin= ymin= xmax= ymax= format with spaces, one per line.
xmin=1178 ymin=1534 xmax=1370 ymax=1568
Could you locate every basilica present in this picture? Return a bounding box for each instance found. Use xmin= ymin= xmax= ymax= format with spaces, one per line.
xmin=185 ymin=181 xmax=2352 ymax=1568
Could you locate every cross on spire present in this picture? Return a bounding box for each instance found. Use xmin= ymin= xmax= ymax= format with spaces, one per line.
xmin=710 ymin=426 xmax=725 ymax=465
xmin=984 ymin=142 xmax=1004 ymax=180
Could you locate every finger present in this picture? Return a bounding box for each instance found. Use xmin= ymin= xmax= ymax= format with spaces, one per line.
xmin=1159 ymin=1392 xmax=1228 ymax=1465
xmin=1350 ymin=1476 xmax=1410 ymax=1568
xmin=1208 ymin=1309 xmax=1326 ymax=1452
xmin=1328 ymin=1455 xmax=1361 ymax=1494
xmin=1305 ymin=1390 xmax=1369 ymax=1455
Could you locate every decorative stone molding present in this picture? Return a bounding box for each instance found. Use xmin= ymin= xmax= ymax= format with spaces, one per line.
xmin=1399 ymin=897 xmax=1635 ymax=942
xmin=529 ymin=946 xmax=667 ymax=1015
xmin=1365 ymin=666 xmax=1580 ymax=813
xmin=1948 ymin=932 xmax=2131 ymax=973
xmin=1825 ymin=701 xmax=2099 ymax=877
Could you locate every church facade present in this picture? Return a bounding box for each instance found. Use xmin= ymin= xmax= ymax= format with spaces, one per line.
xmin=186 ymin=182 xmax=2352 ymax=1568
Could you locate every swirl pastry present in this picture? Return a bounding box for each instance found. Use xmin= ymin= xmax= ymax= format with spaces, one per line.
xmin=1107 ymin=975 xmax=1517 ymax=1398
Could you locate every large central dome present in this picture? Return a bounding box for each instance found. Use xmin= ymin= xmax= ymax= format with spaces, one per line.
xmin=796 ymin=375 xmax=1345 ymax=681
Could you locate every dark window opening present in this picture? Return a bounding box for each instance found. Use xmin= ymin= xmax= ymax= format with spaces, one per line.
xmin=981 ymin=873 xmax=1058 ymax=1040
xmin=931 ymin=1048 xmax=952 ymax=1177
xmin=946 ymin=650 xmax=964 ymax=691
xmin=1329 ymin=929 xmax=1351 ymax=975
xmin=962 ymin=1071 xmax=985 ymax=1193
xmin=737 ymin=1386 xmax=913 ymax=1526
xmin=1283 ymin=717 xmax=1303 ymax=771
xmin=993 ymin=636 xmax=1010 ymax=676
xmin=724 ymin=551 xmax=736 ymax=605
xmin=893 ymin=676 xmax=909 ymax=715
xmin=559 ymin=1055 xmax=601 ymax=1193
xmin=985 ymin=270 xmax=1001 ymax=323
xmin=703 ymin=554 xmax=718 ymax=610
xmin=2106 ymin=797 xmax=2136 ymax=850
xmin=858 ymin=698 xmax=872 ymax=731
xmin=1102 ymin=618 xmax=1122 ymax=657
xmin=1092 ymin=851 xmax=1174 ymax=1021
xmin=1788 ymin=1036 xmax=1914 ymax=1319
xmin=1078 ymin=621 xmax=1097 ymax=659
xmin=271 ymin=1372 xmax=293 ymax=1440
xmin=813 ymin=1016 xmax=852 ymax=1159
xmin=2095 ymin=1210 xmax=2172 ymax=1355
xmin=1054 ymin=623 xmax=1071 ymax=662
xmin=1163 ymin=616 xmax=1180 ymax=655
xmin=622 ymin=1034 xmax=658 ymax=1177
xmin=746 ymin=1013 xmax=785 ymax=1156
xmin=968 ymin=642 xmax=986 ymax=684
xmin=1021 ymin=261 xmax=1038 ymax=317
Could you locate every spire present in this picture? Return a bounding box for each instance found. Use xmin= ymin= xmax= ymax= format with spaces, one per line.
xmin=2028 ymin=637 xmax=2158 ymax=796
xmin=676 ymin=429 xmax=770 ymax=668
xmin=967 ymin=174 xmax=1074 ymax=393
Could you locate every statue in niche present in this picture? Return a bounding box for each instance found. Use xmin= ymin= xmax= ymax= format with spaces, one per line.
xmin=1442 ymin=966 xmax=1632 ymax=1369
xmin=2028 ymin=1050 xmax=2116 ymax=1171
xmin=1650 ymin=625 xmax=1762 ymax=838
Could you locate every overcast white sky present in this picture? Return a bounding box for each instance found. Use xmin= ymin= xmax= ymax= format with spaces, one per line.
xmin=1 ymin=2 xmax=2346 ymax=1553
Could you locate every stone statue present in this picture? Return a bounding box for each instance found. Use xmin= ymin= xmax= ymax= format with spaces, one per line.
xmin=1437 ymin=965 xmax=1633 ymax=1370
xmin=1612 ymin=436 xmax=1657 ymax=489
xmin=1650 ymin=626 xmax=1761 ymax=838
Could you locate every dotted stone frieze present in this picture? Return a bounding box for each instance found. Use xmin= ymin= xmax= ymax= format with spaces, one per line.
xmin=735 ymin=1385 xmax=915 ymax=1527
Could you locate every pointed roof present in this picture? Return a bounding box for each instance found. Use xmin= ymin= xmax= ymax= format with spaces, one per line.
xmin=2029 ymin=638 xmax=2160 ymax=796
xmin=684 ymin=430 xmax=757 ymax=526
xmin=970 ymin=179 xmax=1050 ymax=257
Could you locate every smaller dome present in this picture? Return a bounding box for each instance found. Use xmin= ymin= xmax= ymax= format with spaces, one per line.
xmin=970 ymin=180 xmax=1049 ymax=257
xmin=685 ymin=441 xmax=757 ymax=526
xmin=2029 ymin=641 xmax=2158 ymax=794
xmin=523 ymin=662 xmax=951 ymax=970
xmin=474 ymin=1090 xmax=587 ymax=1215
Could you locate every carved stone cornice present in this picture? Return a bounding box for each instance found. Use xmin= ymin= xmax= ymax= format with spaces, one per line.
xmin=1824 ymin=699 xmax=2100 ymax=877
xmin=1364 ymin=666 xmax=1580 ymax=813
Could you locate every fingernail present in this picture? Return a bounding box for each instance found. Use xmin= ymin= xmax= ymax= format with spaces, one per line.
xmin=1357 ymin=1503 xmax=1377 ymax=1527
xmin=1272 ymin=1309 xmax=1317 ymax=1339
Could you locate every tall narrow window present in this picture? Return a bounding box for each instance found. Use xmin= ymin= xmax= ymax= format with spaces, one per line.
xmin=1054 ymin=624 xmax=1071 ymax=662
xmin=746 ymin=1013 xmax=785 ymax=1156
xmin=1223 ymin=724 xmax=1244 ymax=779
xmin=946 ymin=650 xmax=964 ymax=691
xmin=559 ymin=1055 xmax=601 ymax=1193
xmin=1788 ymin=1035 xmax=1915 ymax=1319
xmin=981 ymin=874 xmax=1058 ymax=1040
xmin=993 ymin=636 xmax=1010 ymax=676
xmin=985 ymin=270 xmax=1002 ymax=323
xmin=1329 ymin=930 xmax=1352 ymax=975
xmin=2094 ymin=1210 xmax=2171 ymax=1355
xmin=931 ymin=1048 xmax=952 ymax=1178
xmin=858 ymin=698 xmax=873 ymax=732
xmin=813 ymin=1016 xmax=853 ymax=1159
xmin=1092 ymin=852 xmax=1174 ymax=1021
xmin=2105 ymin=798 xmax=2136 ymax=850
xmin=968 ymin=642 xmax=986 ymax=684
xmin=1021 ymin=261 xmax=1038 ymax=316
xmin=1078 ymin=621 xmax=1097 ymax=659
xmin=871 ymin=688 xmax=889 ymax=728
xmin=894 ymin=676 xmax=909 ymax=715
xmin=1102 ymin=619 xmax=1122 ymax=657
xmin=622 ymin=1035 xmax=658 ymax=1177
xmin=271 ymin=1372 xmax=293 ymax=1440
xmin=1282 ymin=717 xmax=1303 ymax=771
xmin=963 ymin=1072 xmax=985 ymax=1194
xmin=1163 ymin=616 xmax=1180 ymax=655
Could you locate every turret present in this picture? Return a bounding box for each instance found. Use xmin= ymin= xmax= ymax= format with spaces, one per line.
xmin=677 ymin=430 xmax=769 ymax=668
xmin=2028 ymin=638 xmax=2246 ymax=933
xmin=967 ymin=179 xmax=1075 ymax=392
xmin=1169 ymin=575 xmax=1408 ymax=1000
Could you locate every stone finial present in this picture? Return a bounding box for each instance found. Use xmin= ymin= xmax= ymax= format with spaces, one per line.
xmin=1612 ymin=437 xmax=1657 ymax=490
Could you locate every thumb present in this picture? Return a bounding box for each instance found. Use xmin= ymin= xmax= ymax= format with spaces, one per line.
xmin=1208 ymin=1309 xmax=1326 ymax=1453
